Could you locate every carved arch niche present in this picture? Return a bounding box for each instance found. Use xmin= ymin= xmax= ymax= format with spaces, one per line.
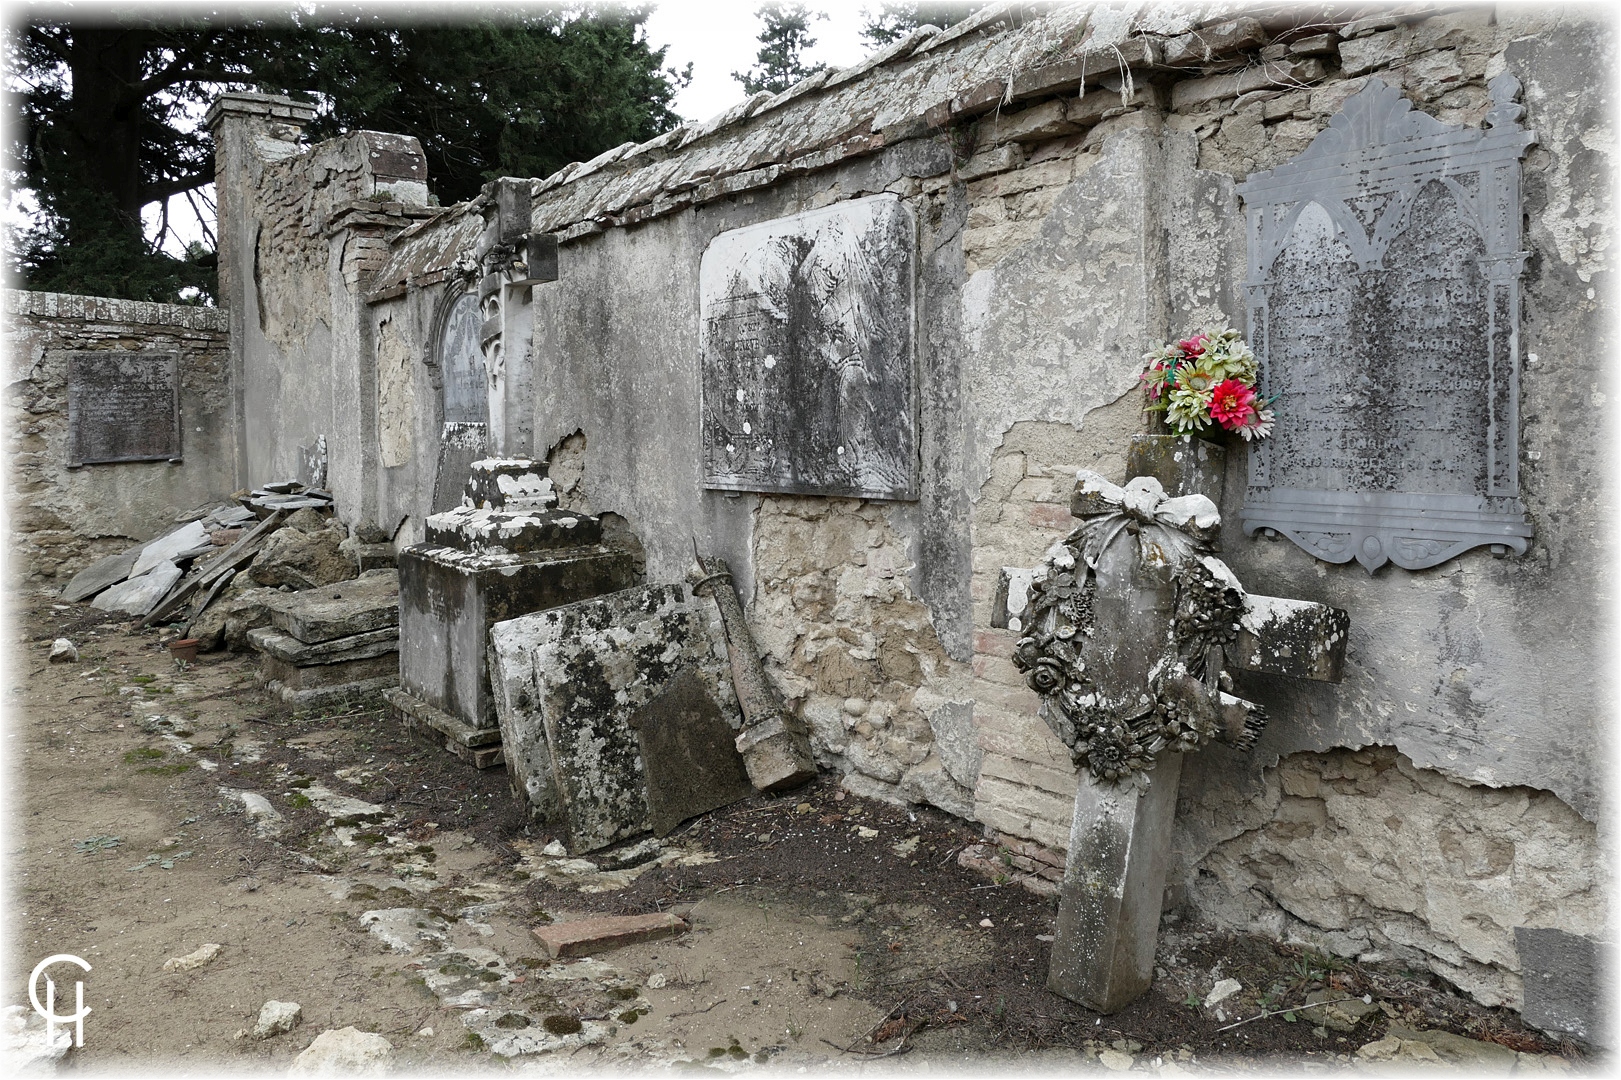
xmin=1237 ymin=77 xmax=1535 ymax=572
xmin=427 ymin=287 xmax=489 ymax=513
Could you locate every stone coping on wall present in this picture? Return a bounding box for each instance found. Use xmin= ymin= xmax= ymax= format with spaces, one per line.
xmin=363 ymin=1 xmax=1468 ymax=295
xmin=3 ymin=289 xmax=229 ymax=333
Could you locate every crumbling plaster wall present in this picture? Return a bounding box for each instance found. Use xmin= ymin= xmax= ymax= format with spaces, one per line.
xmin=226 ymin=2 xmax=1610 ymax=1014
xmin=211 ymin=93 xmax=436 ymax=538
xmin=3 ymin=290 xmax=235 ymax=581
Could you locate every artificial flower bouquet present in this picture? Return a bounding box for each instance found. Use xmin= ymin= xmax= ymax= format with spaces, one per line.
xmin=1140 ymin=327 xmax=1274 ymax=440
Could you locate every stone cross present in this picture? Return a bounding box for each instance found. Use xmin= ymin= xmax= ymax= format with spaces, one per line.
xmin=1000 ymin=435 xmax=1348 ymax=1013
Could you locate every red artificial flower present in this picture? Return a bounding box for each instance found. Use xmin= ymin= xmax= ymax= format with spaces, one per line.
xmin=1176 ymin=333 xmax=1208 ymax=357
xmin=1209 ymin=379 xmax=1257 ymax=429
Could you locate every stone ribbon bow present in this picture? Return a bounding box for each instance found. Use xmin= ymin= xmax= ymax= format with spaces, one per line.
xmin=1068 ymin=471 xmax=1220 ymax=572
xmin=1013 ymin=470 xmax=1263 ymax=788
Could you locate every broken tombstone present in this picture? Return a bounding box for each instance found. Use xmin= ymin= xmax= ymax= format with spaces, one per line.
xmin=629 ymin=667 xmax=755 ymax=837
xmin=60 ymin=545 xmax=142 ymax=603
xmin=91 ymin=561 xmax=182 ymax=617
xmin=488 ymin=582 xmax=742 ymax=854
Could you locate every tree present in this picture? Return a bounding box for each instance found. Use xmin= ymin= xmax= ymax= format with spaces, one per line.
xmin=731 ymin=3 xmax=826 ymax=97
xmin=5 ymin=6 xmax=687 ymax=304
xmin=859 ymin=2 xmax=983 ymax=49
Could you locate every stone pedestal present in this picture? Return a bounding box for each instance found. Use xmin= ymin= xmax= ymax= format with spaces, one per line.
xmin=387 ymin=459 xmax=641 ymax=766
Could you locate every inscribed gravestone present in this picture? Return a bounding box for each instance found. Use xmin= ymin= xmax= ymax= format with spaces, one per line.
xmin=700 ymin=194 xmax=918 ymax=500
xmin=1237 ymin=77 xmax=1535 ymax=571
xmin=66 ymin=351 xmax=181 ymax=466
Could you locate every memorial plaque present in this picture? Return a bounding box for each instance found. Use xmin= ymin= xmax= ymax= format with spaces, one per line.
xmin=66 ymin=351 xmax=181 ymax=467
xmin=1237 ymin=77 xmax=1535 ymax=571
xmin=436 ymin=290 xmax=488 ymax=425
xmin=700 ymin=194 xmax=918 ymax=500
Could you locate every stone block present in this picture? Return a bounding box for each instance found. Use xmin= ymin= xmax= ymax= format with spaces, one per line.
xmin=629 ymin=668 xmax=754 ymax=837
xmin=531 ymin=912 xmax=688 ymax=959
xmin=1517 ymin=927 xmax=1607 ymax=1043
xmin=983 ymin=98 xmax=1075 ymax=144
xmin=488 ymin=584 xmax=739 ymax=853
xmin=247 ymin=625 xmax=399 ymax=665
xmin=261 ymin=651 xmax=398 ymax=690
xmin=1162 ymin=18 xmax=1269 ymax=66
xmin=959 ymin=144 xmax=1024 ymax=180
xmin=425 ymin=506 xmax=599 ymax=553
xmin=1123 ymin=434 xmax=1226 ymax=501
xmin=399 ymin=543 xmax=639 ymax=733
xmin=264 ymin=569 xmax=399 ymax=643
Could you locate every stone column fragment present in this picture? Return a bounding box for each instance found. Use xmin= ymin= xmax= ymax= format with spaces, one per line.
xmin=688 ymin=553 xmax=816 ymax=792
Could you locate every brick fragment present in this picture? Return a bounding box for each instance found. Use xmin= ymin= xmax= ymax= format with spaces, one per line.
xmin=531 ymin=913 xmax=688 ymax=958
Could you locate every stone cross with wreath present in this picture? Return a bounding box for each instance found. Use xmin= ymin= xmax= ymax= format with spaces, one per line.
xmin=1000 ymin=436 xmax=1350 ymax=1013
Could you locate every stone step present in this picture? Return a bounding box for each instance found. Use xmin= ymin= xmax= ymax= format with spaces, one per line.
xmin=248 ymin=625 xmax=399 ymax=666
xmin=264 ymin=569 xmax=399 ymax=643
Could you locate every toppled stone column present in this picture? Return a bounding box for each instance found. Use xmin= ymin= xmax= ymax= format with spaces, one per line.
xmin=688 ymin=553 xmax=816 ymax=793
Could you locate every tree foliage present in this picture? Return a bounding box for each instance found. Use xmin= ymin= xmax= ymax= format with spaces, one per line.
xmin=731 ymin=2 xmax=826 ymax=97
xmin=859 ymin=2 xmax=983 ymax=48
xmin=5 ymin=5 xmax=687 ymax=303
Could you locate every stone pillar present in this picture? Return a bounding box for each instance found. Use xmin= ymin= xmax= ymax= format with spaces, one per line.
xmin=204 ymin=93 xmax=316 ymax=491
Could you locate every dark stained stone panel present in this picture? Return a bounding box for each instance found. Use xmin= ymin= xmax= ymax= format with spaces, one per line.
xmin=66 ymin=351 xmax=181 ymax=466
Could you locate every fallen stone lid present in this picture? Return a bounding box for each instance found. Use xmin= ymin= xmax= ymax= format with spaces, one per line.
xmin=425 ymin=505 xmax=601 ymax=553
xmin=462 ymin=458 xmax=556 ymax=511
xmin=262 ymin=568 xmax=400 ymax=643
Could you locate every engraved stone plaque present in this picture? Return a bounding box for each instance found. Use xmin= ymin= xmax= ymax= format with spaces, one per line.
xmin=1237 ymin=77 xmax=1535 ymax=571
xmin=66 ymin=351 xmax=181 ymax=467
xmin=700 ymin=194 xmax=917 ymax=500
xmin=436 ymin=290 xmax=487 ymax=425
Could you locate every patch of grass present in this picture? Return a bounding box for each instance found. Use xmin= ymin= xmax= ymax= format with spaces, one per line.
xmin=493 ymin=1012 xmax=530 ymax=1030
xmin=461 ymin=1032 xmax=485 ymax=1051
xmin=542 ymin=1014 xmax=582 ymax=1035
xmin=138 ymin=763 xmax=192 ymax=776
xmin=607 ymin=987 xmax=640 ymax=1001
xmin=285 ymin=793 xmax=312 ymax=809
xmin=131 ymin=674 xmax=156 ymax=684
xmin=618 ymin=1009 xmax=641 ymax=1024
xmin=123 ymin=748 xmax=164 ymax=762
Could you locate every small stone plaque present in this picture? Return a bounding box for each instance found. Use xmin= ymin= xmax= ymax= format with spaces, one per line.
xmin=629 ymin=667 xmax=754 ymax=836
xmin=66 ymin=351 xmax=181 ymax=466
xmin=1237 ymin=78 xmax=1535 ymax=571
xmin=700 ymin=194 xmax=918 ymax=500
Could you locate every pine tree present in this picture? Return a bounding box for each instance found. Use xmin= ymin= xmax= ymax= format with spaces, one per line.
xmin=731 ymin=3 xmax=828 ymax=97
xmin=5 ymin=8 xmax=688 ymax=303
xmin=859 ymin=2 xmax=983 ymax=49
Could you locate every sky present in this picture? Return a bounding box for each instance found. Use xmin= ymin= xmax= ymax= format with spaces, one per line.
xmin=645 ymin=0 xmax=876 ymax=124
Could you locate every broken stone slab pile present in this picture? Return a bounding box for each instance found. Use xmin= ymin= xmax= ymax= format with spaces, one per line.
xmin=57 ymin=483 xmax=407 ymax=704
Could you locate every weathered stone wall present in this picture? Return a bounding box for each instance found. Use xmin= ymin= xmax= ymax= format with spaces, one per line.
xmin=3 ymin=290 xmax=235 ymax=582
xmin=228 ymin=2 xmax=1611 ymax=1015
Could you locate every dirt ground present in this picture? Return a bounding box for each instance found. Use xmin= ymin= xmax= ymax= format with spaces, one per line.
xmin=5 ymin=586 xmax=1594 ymax=1075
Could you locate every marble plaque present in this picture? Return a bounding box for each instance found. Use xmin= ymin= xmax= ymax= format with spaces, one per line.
xmin=700 ymin=194 xmax=918 ymax=500
xmin=1237 ymin=77 xmax=1535 ymax=571
xmin=436 ymin=290 xmax=487 ymax=425
xmin=66 ymin=351 xmax=181 ymax=467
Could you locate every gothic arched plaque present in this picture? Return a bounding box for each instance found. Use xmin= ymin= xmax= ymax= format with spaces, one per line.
xmin=1237 ymin=77 xmax=1535 ymax=572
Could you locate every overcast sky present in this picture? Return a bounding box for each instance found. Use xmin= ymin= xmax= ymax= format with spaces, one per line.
xmin=645 ymin=0 xmax=876 ymax=123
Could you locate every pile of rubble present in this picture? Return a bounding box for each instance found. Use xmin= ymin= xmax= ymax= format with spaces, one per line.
xmin=58 ymin=482 xmax=402 ymax=701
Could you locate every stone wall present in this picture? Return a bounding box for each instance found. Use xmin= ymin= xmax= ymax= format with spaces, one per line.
xmin=3 ymin=290 xmax=235 ymax=582
xmin=227 ymin=3 xmax=1612 ymax=1015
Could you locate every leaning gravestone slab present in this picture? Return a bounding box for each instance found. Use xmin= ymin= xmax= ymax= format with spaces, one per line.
xmin=92 ymin=561 xmax=183 ymax=617
xmin=629 ymin=667 xmax=754 ymax=836
xmin=66 ymin=351 xmax=182 ymax=467
xmin=700 ymin=194 xmax=918 ymax=501
xmin=488 ymin=584 xmax=740 ymax=854
xmin=1237 ymin=76 xmax=1535 ymax=571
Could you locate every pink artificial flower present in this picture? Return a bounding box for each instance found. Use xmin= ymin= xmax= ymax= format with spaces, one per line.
xmin=1209 ymin=379 xmax=1257 ymax=429
xmin=1176 ymin=333 xmax=1208 ymax=358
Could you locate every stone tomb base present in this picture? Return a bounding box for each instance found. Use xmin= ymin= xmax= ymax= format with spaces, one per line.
xmin=253 ymin=569 xmax=400 ymax=705
xmin=488 ymin=583 xmax=750 ymax=854
xmin=382 ymin=686 xmax=504 ymax=769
